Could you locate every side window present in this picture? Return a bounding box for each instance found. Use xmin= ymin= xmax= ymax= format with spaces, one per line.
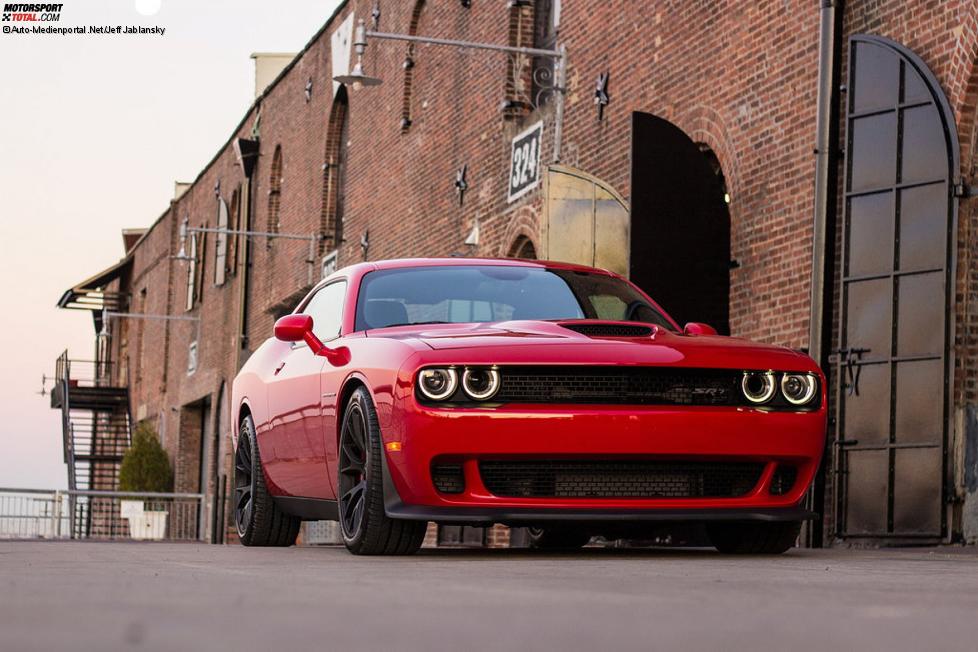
xmin=301 ymin=281 xmax=347 ymax=341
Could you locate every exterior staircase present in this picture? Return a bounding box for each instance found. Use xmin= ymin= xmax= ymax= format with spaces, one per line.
xmin=51 ymin=351 xmax=132 ymax=537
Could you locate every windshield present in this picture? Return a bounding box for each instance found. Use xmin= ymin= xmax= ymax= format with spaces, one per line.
xmin=354 ymin=265 xmax=676 ymax=331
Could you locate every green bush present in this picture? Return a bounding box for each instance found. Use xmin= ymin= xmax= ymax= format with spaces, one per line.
xmin=118 ymin=422 xmax=174 ymax=493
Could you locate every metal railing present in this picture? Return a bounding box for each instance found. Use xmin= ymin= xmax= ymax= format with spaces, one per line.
xmin=0 ymin=488 xmax=205 ymax=542
xmin=55 ymin=350 xmax=116 ymax=388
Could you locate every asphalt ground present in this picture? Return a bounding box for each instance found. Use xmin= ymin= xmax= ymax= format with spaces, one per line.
xmin=1 ymin=541 xmax=977 ymax=652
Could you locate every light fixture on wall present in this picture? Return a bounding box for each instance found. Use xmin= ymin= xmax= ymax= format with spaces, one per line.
xmin=304 ymin=78 xmax=313 ymax=102
xmin=454 ymin=164 xmax=468 ymax=206
xmin=594 ymin=72 xmax=610 ymax=121
xmin=360 ymin=230 xmax=370 ymax=259
xmin=333 ymin=19 xmax=383 ymax=90
xmin=333 ymin=13 xmax=568 ymax=160
xmin=176 ymin=216 xmax=324 ymax=285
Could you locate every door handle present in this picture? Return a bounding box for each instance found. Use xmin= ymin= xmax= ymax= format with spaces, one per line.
xmin=274 ymin=361 xmax=286 ymax=375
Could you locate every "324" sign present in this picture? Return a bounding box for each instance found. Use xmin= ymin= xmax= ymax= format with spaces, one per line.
xmin=507 ymin=121 xmax=543 ymax=202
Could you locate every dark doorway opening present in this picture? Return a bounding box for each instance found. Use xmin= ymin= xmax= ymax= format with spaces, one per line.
xmin=629 ymin=113 xmax=731 ymax=334
xmin=508 ymin=235 xmax=537 ymax=259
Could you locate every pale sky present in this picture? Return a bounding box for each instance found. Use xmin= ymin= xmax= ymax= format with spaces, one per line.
xmin=0 ymin=0 xmax=343 ymax=489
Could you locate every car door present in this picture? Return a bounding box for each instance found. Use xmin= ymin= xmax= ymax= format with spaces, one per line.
xmin=264 ymin=281 xmax=347 ymax=499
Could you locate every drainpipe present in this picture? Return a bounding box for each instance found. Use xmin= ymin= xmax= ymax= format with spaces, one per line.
xmin=805 ymin=0 xmax=844 ymax=548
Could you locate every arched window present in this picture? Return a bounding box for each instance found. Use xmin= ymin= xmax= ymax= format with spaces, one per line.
xmin=321 ymin=86 xmax=350 ymax=250
xmin=267 ymin=145 xmax=283 ymax=238
xmin=400 ymin=0 xmax=426 ymax=130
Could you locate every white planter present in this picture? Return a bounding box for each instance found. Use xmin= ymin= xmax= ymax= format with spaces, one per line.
xmin=121 ymin=501 xmax=168 ymax=540
xmin=119 ymin=500 xmax=143 ymax=519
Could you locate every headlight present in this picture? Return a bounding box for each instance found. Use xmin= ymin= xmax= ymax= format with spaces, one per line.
xmin=418 ymin=368 xmax=458 ymax=401
xmin=742 ymin=371 xmax=776 ymax=404
xmin=781 ymin=373 xmax=818 ymax=405
xmin=462 ymin=367 xmax=500 ymax=400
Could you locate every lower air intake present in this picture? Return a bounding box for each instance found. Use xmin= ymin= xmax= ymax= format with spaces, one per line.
xmin=431 ymin=463 xmax=465 ymax=494
xmin=479 ymin=460 xmax=764 ymax=499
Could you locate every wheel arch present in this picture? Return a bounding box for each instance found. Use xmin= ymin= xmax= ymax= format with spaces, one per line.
xmin=234 ymin=398 xmax=254 ymax=450
xmin=335 ymin=373 xmax=371 ymax=449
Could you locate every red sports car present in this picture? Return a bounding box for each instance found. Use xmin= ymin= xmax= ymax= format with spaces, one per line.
xmin=231 ymin=258 xmax=826 ymax=555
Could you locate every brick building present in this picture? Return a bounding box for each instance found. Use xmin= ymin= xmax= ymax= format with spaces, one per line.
xmin=56 ymin=0 xmax=978 ymax=545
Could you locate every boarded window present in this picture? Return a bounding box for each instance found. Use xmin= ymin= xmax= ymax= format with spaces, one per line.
xmin=185 ymin=232 xmax=197 ymax=311
xmin=267 ymin=145 xmax=283 ymax=238
xmin=214 ymin=198 xmax=229 ymax=286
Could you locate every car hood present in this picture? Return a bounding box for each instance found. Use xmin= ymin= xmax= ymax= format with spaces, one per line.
xmin=372 ymin=320 xmax=816 ymax=371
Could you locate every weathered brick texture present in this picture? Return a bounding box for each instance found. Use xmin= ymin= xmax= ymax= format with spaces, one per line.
xmin=94 ymin=1 xmax=978 ymax=544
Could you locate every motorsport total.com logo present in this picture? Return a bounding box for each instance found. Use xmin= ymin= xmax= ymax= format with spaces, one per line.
xmin=2 ymin=3 xmax=62 ymax=22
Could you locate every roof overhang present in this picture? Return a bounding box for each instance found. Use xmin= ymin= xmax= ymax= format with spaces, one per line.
xmin=57 ymin=256 xmax=132 ymax=332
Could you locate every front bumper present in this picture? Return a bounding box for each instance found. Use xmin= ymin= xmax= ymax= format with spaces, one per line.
xmin=381 ymin=400 xmax=827 ymax=524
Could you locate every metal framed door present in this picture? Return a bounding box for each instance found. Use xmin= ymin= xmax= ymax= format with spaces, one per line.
xmin=834 ymin=35 xmax=958 ymax=540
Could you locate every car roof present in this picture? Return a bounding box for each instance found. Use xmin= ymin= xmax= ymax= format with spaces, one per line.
xmin=332 ymin=257 xmax=621 ymax=280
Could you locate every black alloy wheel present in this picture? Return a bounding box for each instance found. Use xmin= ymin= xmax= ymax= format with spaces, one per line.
xmin=337 ymin=387 xmax=427 ymax=555
xmin=234 ymin=428 xmax=254 ymax=537
xmin=233 ymin=413 xmax=300 ymax=546
xmin=338 ymin=400 xmax=369 ymax=539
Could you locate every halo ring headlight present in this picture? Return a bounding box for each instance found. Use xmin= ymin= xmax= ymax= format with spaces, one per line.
xmin=418 ymin=368 xmax=458 ymax=401
xmin=781 ymin=373 xmax=818 ymax=406
xmin=742 ymin=371 xmax=776 ymax=404
xmin=462 ymin=367 xmax=500 ymax=401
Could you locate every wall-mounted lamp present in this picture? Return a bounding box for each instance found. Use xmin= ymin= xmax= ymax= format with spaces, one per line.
xmin=595 ymin=72 xmax=610 ymax=121
xmin=360 ymin=230 xmax=370 ymax=259
xmin=304 ymin=78 xmax=313 ymax=102
xmin=333 ymin=19 xmax=383 ymax=90
xmin=339 ymin=14 xmax=567 ymax=160
xmin=174 ymin=216 xmax=194 ymax=261
xmin=176 ymin=216 xmax=323 ymax=284
xmin=454 ymin=164 xmax=468 ymax=206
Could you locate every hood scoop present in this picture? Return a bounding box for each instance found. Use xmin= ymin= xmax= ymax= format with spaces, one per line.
xmin=559 ymin=322 xmax=654 ymax=338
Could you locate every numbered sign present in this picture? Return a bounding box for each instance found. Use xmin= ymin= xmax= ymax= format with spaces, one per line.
xmin=508 ymin=121 xmax=543 ymax=202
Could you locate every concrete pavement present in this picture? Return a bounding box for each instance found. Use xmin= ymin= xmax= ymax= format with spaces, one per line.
xmin=1 ymin=541 xmax=976 ymax=651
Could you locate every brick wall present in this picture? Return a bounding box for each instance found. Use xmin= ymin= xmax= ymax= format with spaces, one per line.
xmin=91 ymin=0 xmax=978 ymax=544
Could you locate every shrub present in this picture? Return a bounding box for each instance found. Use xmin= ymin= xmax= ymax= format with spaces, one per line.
xmin=118 ymin=422 xmax=174 ymax=493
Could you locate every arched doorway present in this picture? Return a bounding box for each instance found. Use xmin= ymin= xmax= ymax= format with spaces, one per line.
xmin=508 ymin=235 xmax=537 ymax=259
xmin=833 ymin=35 xmax=959 ymax=542
xmin=629 ymin=113 xmax=731 ymax=334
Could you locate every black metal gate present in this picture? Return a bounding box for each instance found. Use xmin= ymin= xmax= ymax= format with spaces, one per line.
xmin=834 ymin=36 xmax=958 ymax=540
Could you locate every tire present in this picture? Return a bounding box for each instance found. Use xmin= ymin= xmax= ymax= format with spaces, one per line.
xmin=233 ymin=413 xmax=300 ymax=546
xmin=338 ymin=387 xmax=427 ymax=556
xmin=526 ymin=526 xmax=592 ymax=550
xmin=706 ymin=521 xmax=802 ymax=554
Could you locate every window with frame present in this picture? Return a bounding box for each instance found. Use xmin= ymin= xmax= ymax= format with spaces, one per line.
xmin=214 ymin=198 xmax=229 ymax=286
xmin=531 ymin=0 xmax=560 ymax=107
xmin=186 ymin=223 xmax=206 ymax=311
xmin=267 ymin=145 xmax=283 ymax=239
xmin=300 ymin=281 xmax=347 ymax=342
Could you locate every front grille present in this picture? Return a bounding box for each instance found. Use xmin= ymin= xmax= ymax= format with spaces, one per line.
xmin=560 ymin=323 xmax=653 ymax=338
xmin=479 ymin=460 xmax=764 ymax=498
xmin=769 ymin=465 xmax=798 ymax=495
xmin=495 ymin=366 xmax=740 ymax=406
xmin=431 ymin=463 xmax=465 ymax=494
